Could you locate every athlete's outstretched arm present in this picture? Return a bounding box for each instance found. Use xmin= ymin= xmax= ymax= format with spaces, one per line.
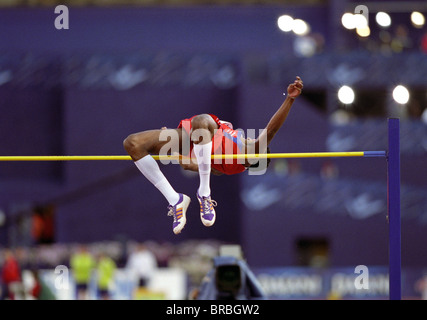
xmin=255 ymin=76 xmax=303 ymax=151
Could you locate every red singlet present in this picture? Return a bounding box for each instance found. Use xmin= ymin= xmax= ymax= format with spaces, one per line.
xmin=177 ymin=114 xmax=247 ymax=175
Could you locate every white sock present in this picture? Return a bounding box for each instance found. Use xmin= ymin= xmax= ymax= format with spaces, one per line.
xmin=193 ymin=142 xmax=212 ymax=197
xmin=134 ymin=155 xmax=180 ymax=206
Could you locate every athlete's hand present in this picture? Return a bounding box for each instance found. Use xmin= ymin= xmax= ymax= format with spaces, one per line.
xmin=287 ymin=76 xmax=303 ymax=99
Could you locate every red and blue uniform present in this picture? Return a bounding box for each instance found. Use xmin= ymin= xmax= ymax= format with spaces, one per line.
xmin=178 ymin=114 xmax=247 ymax=175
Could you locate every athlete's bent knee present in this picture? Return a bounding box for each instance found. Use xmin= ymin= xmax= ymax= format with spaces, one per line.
xmin=123 ymin=134 xmax=139 ymax=154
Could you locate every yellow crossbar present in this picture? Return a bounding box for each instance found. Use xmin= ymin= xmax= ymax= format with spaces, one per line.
xmin=0 ymin=152 xmax=367 ymax=161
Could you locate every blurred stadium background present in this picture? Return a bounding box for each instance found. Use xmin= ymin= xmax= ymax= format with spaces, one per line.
xmin=0 ymin=0 xmax=426 ymax=300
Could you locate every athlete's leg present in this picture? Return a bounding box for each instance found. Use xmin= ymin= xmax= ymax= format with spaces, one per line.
xmin=124 ymin=128 xmax=183 ymax=205
xmin=123 ymin=128 xmax=190 ymax=161
xmin=190 ymin=114 xmax=218 ymax=227
xmin=123 ymin=128 xmax=190 ymax=234
xmin=191 ymin=114 xmax=216 ymax=197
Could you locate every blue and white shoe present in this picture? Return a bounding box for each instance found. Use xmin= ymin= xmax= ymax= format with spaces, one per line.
xmin=167 ymin=194 xmax=191 ymax=234
xmin=197 ymin=192 xmax=217 ymax=227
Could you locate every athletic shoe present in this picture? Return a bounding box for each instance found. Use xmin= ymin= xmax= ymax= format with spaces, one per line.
xmin=197 ymin=192 xmax=217 ymax=227
xmin=167 ymin=194 xmax=191 ymax=234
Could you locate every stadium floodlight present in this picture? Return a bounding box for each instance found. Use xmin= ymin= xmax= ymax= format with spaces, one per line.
xmin=338 ymin=85 xmax=355 ymax=104
xmin=392 ymin=85 xmax=410 ymax=104
xmin=376 ymin=12 xmax=391 ymax=28
xmin=277 ymin=15 xmax=294 ymax=32
xmin=292 ymin=19 xmax=310 ymax=36
xmin=411 ymin=12 xmax=425 ymax=28
xmin=342 ymin=13 xmax=357 ymax=30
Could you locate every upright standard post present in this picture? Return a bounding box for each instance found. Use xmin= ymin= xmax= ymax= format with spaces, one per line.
xmin=387 ymin=118 xmax=401 ymax=300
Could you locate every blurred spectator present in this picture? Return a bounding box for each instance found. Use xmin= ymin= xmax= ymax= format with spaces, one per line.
xmin=70 ymin=245 xmax=95 ymax=300
xmin=287 ymin=160 xmax=302 ymax=176
xmin=422 ymin=108 xmax=427 ymax=125
xmin=320 ymin=160 xmax=339 ymax=180
xmin=407 ymin=100 xmax=424 ymax=119
xmin=28 ymin=269 xmax=56 ymax=300
xmin=126 ymin=243 xmax=158 ymax=290
xmin=31 ymin=204 xmax=55 ymax=245
xmin=421 ymin=32 xmax=427 ymax=54
xmin=40 ymin=205 xmax=55 ymax=244
xmin=31 ymin=208 xmax=44 ymax=245
xmin=1 ymin=249 xmax=22 ymax=300
xmin=378 ymin=30 xmax=393 ymax=55
xmin=415 ymin=275 xmax=427 ymax=300
xmin=96 ymin=252 xmax=117 ymax=300
xmin=390 ymin=24 xmax=413 ymax=53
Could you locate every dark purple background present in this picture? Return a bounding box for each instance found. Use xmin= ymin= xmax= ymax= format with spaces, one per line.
xmin=0 ymin=4 xmax=426 ymax=269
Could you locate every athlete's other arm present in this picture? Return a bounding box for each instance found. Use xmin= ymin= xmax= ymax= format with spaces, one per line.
xmin=169 ymin=151 xmax=223 ymax=176
xmin=178 ymin=161 xmax=223 ymax=176
xmin=254 ymin=76 xmax=303 ymax=151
